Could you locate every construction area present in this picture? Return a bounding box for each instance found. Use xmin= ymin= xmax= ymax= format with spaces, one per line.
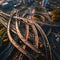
xmin=0 ymin=0 xmax=60 ymax=60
